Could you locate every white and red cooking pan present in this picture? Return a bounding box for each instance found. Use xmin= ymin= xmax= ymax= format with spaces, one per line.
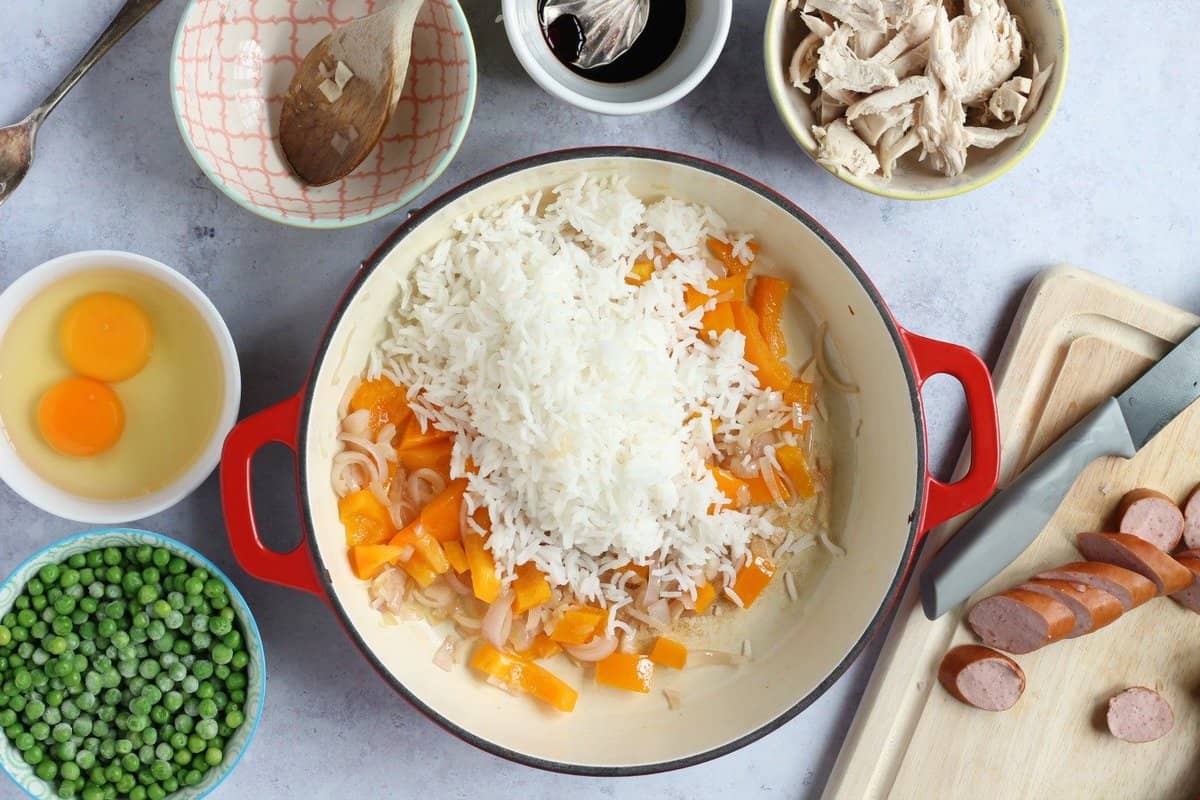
xmin=219 ymin=148 xmax=1000 ymax=774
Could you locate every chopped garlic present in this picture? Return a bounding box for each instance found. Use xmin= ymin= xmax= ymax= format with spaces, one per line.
xmin=318 ymin=78 xmax=342 ymax=103
xmin=330 ymin=132 xmax=349 ymax=156
xmin=334 ymin=60 xmax=354 ymax=89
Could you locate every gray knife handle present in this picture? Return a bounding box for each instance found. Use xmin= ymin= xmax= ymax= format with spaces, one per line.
xmin=920 ymin=397 xmax=1137 ymax=619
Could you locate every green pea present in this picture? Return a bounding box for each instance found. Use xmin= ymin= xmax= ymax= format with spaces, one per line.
xmin=60 ymin=568 xmax=80 ymax=588
xmin=73 ymin=716 xmax=93 ymax=737
xmin=207 ymin=615 xmax=232 ymax=637
xmin=103 ymin=600 xmax=125 ymax=619
xmin=172 ymin=640 xmax=191 ymax=657
xmin=127 ymin=714 xmax=149 ymax=733
xmin=167 ymin=732 xmax=186 ymax=751
xmin=150 ymin=601 xmax=171 ymax=620
xmin=61 ymin=760 xmax=81 ymax=781
xmin=102 ymin=548 xmax=121 ymax=566
xmin=193 ymin=660 xmax=213 ymax=680
xmin=22 ymin=744 xmax=44 ymax=765
xmin=52 ymin=721 xmax=72 ymax=742
xmin=30 ymin=721 xmax=49 ymax=740
xmin=195 ymin=719 xmax=219 ymax=740
xmin=0 ymin=626 xmax=11 ymax=647
xmin=196 ymin=682 xmax=214 ymax=700
xmin=134 ymin=546 xmax=153 ymax=565
xmin=204 ymin=746 xmax=223 ymax=766
xmin=35 ymin=760 xmax=57 ymax=781
xmin=17 ymin=608 xmax=36 ymax=628
xmin=174 ymin=715 xmax=193 ymax=735
xmin=137 ymin=584 xmax=159 ymax=605
xmin=27 ymin=578 xmax=44 ymax=596
xmin=167 ymin=558 xmax=187 ymax=576
xmin=46 ymin=635 xmax=68 ymax=655
xmin=75 ymin=748 xmax=95 ymax=769
xmin=150 ymin=759 xmax=172 ymax=780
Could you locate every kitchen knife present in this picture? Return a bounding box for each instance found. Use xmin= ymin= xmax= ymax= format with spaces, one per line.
xmin=921 ymin=324 xmax=1200 ymax=619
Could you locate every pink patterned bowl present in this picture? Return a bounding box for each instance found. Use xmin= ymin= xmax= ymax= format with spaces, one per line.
xmin=170 ymin=0 xmax=476 ymax=228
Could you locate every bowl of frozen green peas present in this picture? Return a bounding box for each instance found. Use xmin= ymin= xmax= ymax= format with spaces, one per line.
xmin=0 ymin=529 xmax=265 ymax=800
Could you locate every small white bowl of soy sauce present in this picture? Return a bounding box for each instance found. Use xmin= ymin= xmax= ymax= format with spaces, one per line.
xmin=501 ymin=0 xmax=732 ymax=115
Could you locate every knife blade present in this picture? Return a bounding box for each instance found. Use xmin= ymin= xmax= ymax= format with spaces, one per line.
xmin=921 ymin=325 xmax=1200 ymax=619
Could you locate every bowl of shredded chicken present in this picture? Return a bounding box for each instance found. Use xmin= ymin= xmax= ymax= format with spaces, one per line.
xmin=220 ymin=149 xmax=1001 ymax=773
xmin=765 ymin=0 xmax=1068 ymax=199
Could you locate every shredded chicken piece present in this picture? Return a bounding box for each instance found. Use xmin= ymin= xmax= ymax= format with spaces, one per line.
xmin=987 ymin=75 xmax=1031 ymax=123
xmin=790 ymin=33 xmax=823 ymax=91
xmin=817 ymin=25 xmax=900 ymax=94
xmin=851 ymin=102 xmax=914 ymax=146
xmin=878 ymin=128 xmax=921 ymax=178
xmin=1021 ymin=59 xmax=1055 ymax=123
xmin=964 ymin=123 xmax=1025 ymax=149
xmin=805 ymin=0 xmax=887 ymax=33
xmin=949 ymin=0 xmax=1022 ymax=104
xmin=813 ymin=118 xmax=881 ymax=177
xmin=846 ymin=75 xmax=930 ymax=120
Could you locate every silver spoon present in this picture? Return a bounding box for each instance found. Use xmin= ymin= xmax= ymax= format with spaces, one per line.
xmin=0 ymin=0 xmax=164 ymax=209
xmin=542 ymin=0 xmax=650 ymax=69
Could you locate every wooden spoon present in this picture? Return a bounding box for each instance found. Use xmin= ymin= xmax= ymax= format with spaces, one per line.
xmin=279 ymin=0 xmax=425 ymax=186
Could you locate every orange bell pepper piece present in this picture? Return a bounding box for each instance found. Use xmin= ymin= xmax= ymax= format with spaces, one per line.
xmin=470 ymin=643 xmax=578 ymax=712
xmin=625 ymin=259 xmax=655 ymax=286
xmin=338 ymin=489 xmax=395 ymax=546
xmin=775 ymin=445 xmax=816 ymax=499
xmin=707 ymin=465 xmax=747 ymax=509
xmin=693 ymin=582 xmax=717 ymax=614
xmin=550 ymin=607 xmax=607 ymax=645
xmin=389 ymin=520 xmax=450 ymax=574
xmin=744 ymin=471 xmax=792 ymax=505
xmin=731 ymin=556 xmax=777 ymax=608
xmin=398 ymin=415 xmax=452 ymax=451
xmin=649 ymin=637 xmax=688 ymax=670
xmin=684 ymin=286 xmax=710 ymax=313
xmin=517 ymin=634 xmax=563 ymax=661
xmin=420 ymin=479 xmax=467 ymax=542
xmin=512 ymin=562 xmax=552 ymax=613
xmin=751 ymin=276 xmax=790 ymax=359
xmin=708 ymin=272 xmax=748 ymax=302
xmin=595 ymin=652 xmax=654 ymax=694
xmin=463 ymin=532 xmax=501 ymax=603
xmin=442 ymin=539 xmax=468 ymax=573
xmin=348 ymin=544 xmax=407 ymax=580
xmin=782 ymin=379 xmax=813 ymax=410
xmin=730 ymin=302 xmax=792 ymax=391
xmin=399 ymin=552 xmax=439 ymax=588
xmin=701 ymin=302 xmax=737 ymax=340
xmin=706 ymin=236 xmax=756 ymax=275
xmin=348 ymin=377 xmax=411 ymax=436
xmin=397 ymin=439 xmax=452 ymax=475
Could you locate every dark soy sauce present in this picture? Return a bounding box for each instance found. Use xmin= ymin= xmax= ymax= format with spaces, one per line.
xmin=539 ymin=0 xmax=687 ymax=84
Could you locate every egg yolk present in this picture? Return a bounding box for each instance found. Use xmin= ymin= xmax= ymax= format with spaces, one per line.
xmin=37 ymin=377 xmax=125 ymax=457
xmin=60 ymin=292 xmax=153 ymax=382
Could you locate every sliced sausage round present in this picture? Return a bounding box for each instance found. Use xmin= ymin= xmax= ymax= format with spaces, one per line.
xmin=1019 ymin=578 xmax=1123 ymax=637
xmin=966 ymin=588 xmax=1075 ymax=654
xmin=938 ymin=644 xmax=1026 ymax=711
xmin=1169 ymin=556 xmax=1200 ymax=613
xmin=1037 ymin=561 xmax=1157 ymax=611
xmin=1106 ymin=687 xmax=1174 ymax=743
xmin=1076 ymin=532 xmax=1193 ymax=595
xmin=1183 ymin=486 xmax=1200 ymax=550
xmin=1116 ymin=489 xmax=1184 ymax=552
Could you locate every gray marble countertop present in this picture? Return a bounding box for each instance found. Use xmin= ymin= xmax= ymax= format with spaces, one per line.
xmin=1 ymin=1 xmax=1197 ymax=798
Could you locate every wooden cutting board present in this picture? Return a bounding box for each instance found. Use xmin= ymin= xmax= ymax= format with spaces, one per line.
xmin=823 ymin=266 xmax=1200 ymax=800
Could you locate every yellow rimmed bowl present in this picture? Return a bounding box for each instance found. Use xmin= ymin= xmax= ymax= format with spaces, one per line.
xmin=763 ymin=0 xmax=1069 ymax=200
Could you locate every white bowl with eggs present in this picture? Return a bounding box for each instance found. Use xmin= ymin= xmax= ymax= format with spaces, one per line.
xmin=0 ymin=250 xmax=241 ymax=523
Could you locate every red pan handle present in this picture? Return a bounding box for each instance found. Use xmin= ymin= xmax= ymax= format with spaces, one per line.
xmin=220 ymin=393 xmax=325 ymax=598
xmin=901 ymin=329 xmax=1001 ymax=537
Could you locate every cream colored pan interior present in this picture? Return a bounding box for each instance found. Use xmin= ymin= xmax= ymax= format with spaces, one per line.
xmin=301 ymin=154 xmax=922 ymax=771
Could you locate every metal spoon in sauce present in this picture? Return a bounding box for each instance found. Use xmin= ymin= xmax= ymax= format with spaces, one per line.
xmin=0 ymin=0 xmax=164 ymax=210
xmin=278 ymin=0 xmax=426 ymax=187
xmin=542 ymin=0 xmax=651 ymax=69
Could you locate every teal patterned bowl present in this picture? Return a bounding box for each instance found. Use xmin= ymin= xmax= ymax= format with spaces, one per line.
xmin=0 ymin=529 xmax=266 ymax=800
